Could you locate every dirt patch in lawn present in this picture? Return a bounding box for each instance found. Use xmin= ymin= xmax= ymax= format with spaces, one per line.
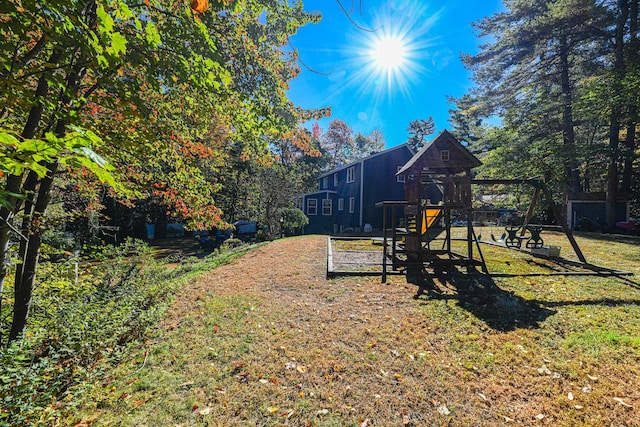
xmin=77 ymin=235 xmax=640 ymax=426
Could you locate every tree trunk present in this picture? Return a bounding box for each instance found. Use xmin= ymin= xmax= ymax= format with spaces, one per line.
xmin=622 ymin=0 xmax=638 ymax=193
xmin=559 ymin=34 xmax=581 ymax=194
xmin=606 ymin=0 xmax=629 ymax=228
xmin=0 ymin=48 xmax=62 ymax=345
xmin=8 ymin=163 xmax=58 ymax=342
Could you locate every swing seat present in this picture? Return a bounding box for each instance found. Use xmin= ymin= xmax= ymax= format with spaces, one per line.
xmin=491 ymin=232 xmax=507 ymax=243
xmin=525 ymin=224 xmax=544 ymax=249
xmin=504 ymin=226 xmax=523 ymax=248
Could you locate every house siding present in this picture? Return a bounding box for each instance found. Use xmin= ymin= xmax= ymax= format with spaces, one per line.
xmin=303 ymin=145 xmax=414 ymax=234
xmin=361 ymin=147 xmax=411 ymax=230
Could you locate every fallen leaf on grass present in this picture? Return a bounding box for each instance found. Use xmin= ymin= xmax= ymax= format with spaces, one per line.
xmin=285 ymin=361 xmax=297 ymax=370
xmin=536 ymin=364 xmax=551 ymax=375
xmin=587 ymin=374 xmax=599 ymax=381
xmin=267 ymin=406 xmax=279 ymax=414
xmin=613 ymin=397 xmax=633 ymax=408
xmin=437 ymin=405 xmax=450 ymax=416
xmin=215 ymin=387 xmax=226 ymax=394
xmin=401 ymin=408 xmax=410 ymax=425
xmin=285 ymin=409 xmax=296 ymax=418
xmin=296 ymin=365 xmax=308 ymax=373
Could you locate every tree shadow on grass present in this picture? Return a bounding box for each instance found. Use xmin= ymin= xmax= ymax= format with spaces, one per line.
xmin=409 ymin=268 xmax=557 ymax=332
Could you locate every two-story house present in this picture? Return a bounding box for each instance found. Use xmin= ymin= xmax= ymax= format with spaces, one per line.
xmin=301 ymin=144 xmax=414 ymax=234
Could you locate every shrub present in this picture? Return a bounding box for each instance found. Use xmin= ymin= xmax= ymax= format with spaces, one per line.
xmin=0 ymin=238 xmax=261 ymax=425
xmin=220 ymin=237 xmax=245 ymax=252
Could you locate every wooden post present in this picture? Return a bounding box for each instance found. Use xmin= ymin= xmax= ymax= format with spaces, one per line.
xmin=520 ymin=187 xmax=541 ymax=237
xmin=382 ymin=205 xmax=388 ymax=283
xmin=542 ymin=186 xmax=587 ymax=263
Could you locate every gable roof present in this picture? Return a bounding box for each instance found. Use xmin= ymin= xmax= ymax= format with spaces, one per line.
xmin=318 ymin=143 xmax=414 ymax=179
xmin=397 ymin=130 xmax=481 ymax=175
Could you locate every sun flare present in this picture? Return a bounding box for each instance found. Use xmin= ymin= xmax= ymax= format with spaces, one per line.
xmin=371 ymin=35 xmax=407 ymax=71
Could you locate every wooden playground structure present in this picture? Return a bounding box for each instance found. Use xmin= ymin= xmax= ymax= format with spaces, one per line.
xmin=329 ymin=131 xmax=633 ymax=282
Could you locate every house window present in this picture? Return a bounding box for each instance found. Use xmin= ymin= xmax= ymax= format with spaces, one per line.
xmin=347 ymin=166 xmax=355 ymax=183
xmin=338 ymin=198 xmax=344 ymax=211
xmin=440 ymin=150 xmax=450 ymax=161
xmin=307 ymin=199 xmax=317 ymax=215
xmin=322 ymin=176 xmax=329 ymax=189
xmin=322 ymin=199 xmax=332 ymax=216
xmin=333 ymin=173 xmax=338 ymax=186
xmin=349 ymin=197 xmax=355 ymax=213
xmin=397 ymin=166 xmax=405 ymax=183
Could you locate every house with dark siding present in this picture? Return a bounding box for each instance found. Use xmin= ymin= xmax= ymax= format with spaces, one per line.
xmin=301 ymin=144 xmax=414 ymax=234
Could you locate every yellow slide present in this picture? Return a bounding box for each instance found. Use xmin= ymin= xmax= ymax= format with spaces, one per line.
xmin=421 ymin=208 xmax=440 ymax=235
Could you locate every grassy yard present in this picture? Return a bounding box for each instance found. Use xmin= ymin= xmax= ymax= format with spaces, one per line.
xmin=69 ymin=234 xmax=639 ymax=426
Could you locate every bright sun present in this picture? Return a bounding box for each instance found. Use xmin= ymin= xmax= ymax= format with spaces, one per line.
xmin=371 ymin=35 xmax=407 ymax=71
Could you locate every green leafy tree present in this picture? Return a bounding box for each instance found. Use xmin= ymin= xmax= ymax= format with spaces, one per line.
xmin=406 ymin=118 xmax=435 ymax=151
xmin=353 ymin=128 xmax=386 ymax=159
xmin=458 ymin=0 xmax=640 ymax=225
xmin=0 ymin=0 xmax=324 ymax=344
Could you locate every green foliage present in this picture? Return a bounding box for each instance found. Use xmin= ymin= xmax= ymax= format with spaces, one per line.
xmin=280 ymin=206 xmax=309 ymax=230
xmin=458 ymin=0 xmax=640 ymax=206
xmin=0 ymin=239 xmax=260 ymax=424
xmin=220 ymin=238 xmax=245 ymax=252
xmin=406 ymin=117 xmax=436 ymax=151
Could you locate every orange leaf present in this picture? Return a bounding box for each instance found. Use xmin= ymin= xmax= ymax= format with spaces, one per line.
xmin=191 ymin=0 xmax=208 ymax=13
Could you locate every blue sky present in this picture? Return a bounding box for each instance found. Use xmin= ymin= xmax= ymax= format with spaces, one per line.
xmin=287 ymin=0 xmax=504 ymax=148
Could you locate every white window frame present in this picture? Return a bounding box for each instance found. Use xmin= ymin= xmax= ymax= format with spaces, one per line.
xmin=397 ymin=166 xmax=405 ymax=183
xmin=322 ymin=176 xmax=329 ymax=189
xmin=338 ymin=198 xmax=344 ymax=211
xmin=349 ymin=197 xmax=355 ymax=213
xmin=347 ymin=166 xmax=355 ymax=183
xmin=440 ymin=150 xmax=450 ymax=161
xmin=322 ymin=199 xmax=332 ymax=216
xmin=333 ymin=173 xmax=338 ymax=186
xmin=307 ymin=199 xmax=317 ymax=215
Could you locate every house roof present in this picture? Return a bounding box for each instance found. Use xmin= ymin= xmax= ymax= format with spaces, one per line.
xmin=397 ymin=130 xmax=481 ymax=175
xmin=318 ymin=143 xmax=414 ymax=179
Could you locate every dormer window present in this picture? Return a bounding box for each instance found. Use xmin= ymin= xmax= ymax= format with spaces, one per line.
xmin=440 ymin=150 xmax=450 ymax=161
